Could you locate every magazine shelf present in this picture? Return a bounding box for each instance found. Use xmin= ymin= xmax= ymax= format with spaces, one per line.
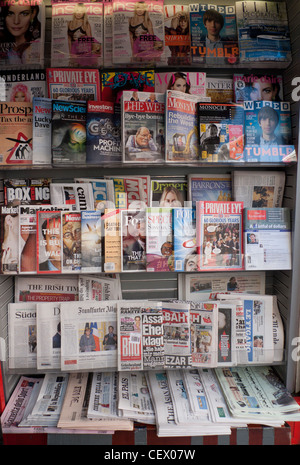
xmin=1 ymin=0 xmax=300 ymax=446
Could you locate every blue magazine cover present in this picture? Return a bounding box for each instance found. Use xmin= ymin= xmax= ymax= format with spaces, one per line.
xmin=188 ymin=174 xmax=232 ymax=206
xmin=189 ymin=3 xmax=239 ymax=65
xmin=81 ymin=210 xmax=102 ymax=273
xmin=244 ymin=100 xmax=295 ymax=162
xmin=173 ymin=207 xmax=197 ymax=272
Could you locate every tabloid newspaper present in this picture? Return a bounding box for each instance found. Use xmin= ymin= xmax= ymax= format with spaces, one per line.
xmin=122 ymin=90 xmax=165 ymax=163
xmin=74 ymin=178 xmax=115 ymax=212
xmin=243 ymin=100 xmax=295 ymax=162
xmin=51 ymin=99 xmax=87 ymax=164
xmin=146 ymin=207 xmax=173 ymax=272
xmin=1 ymin=203 xmax=19 ymax=274
xmin=46 ymin=68 xmax=101 ymax=101
xmin=15 ymin=276 xmax=79 ymax=303
xmin=206 ymin=77 xmax=233 ymax=103
xmin=86 ymin=101 xmax=122 ymax=164
xmin=4 ymin=177 xmax=51 ymax=205
xmin=178 ymin=271 xmax=266 ymax=302
xmin=117 ymin=300 xmax=164 ymax=371
xmin=154 ymin=71 xmax=206 ymax=99
xmin=150 ymin=176 xmax=187 ymax=207
xmin=0 ymin=69 xmax=46 ymax=101
xmin=189 ymin=3 xmax=239 ymax=65
xmin=121 ymin=209 xmax=147 ymax=272
xmin=118 ymin=371 xmax=155 ymax=423
xmin=172 ymin=207 xmax=197 ymax=272
xmin=80 ymin=210 xmax=102 ymax=273
xmin=235 ymin=1 xmax=292 ymax=64
xmin=8 ymin=302 xmax=38 ymax=370
xmin=51 ymin=1 xmax=103 ymax=68
xmin=162 ymin=301 xmax=191 ymax=369
xmin=36 ymin=302 xmax=61 ymax=371
xmin=112 ymin=0 xmax=165 ymax=65
xmin=103 ymin=208 xmax=122 ymax=273
xmin=101 ymin=69 xmax=155 ymax=103
xmin=78 ymin=275 xmax=122 ymax=301
xmin=0 ymin=376 xmax=44 ymax=433
xmin=19 ymin=204 xmax=70 ymax=275
xmin=165 ymin=89 xmax=199 ymax=163
xmin=60 ymin=300 xmax=118 ymax=371
xmin=244 ymin=207 xmax=292 ymax=271
xmin=188 ymin=173 xmax=232 ymax=207
xmin=232 ymin=169 xmax=285 ymax=208
xmin=36 ymin=210 xmax=63 ymax=275
xmin=233 ymin=73 xmax=283 ymax=103
xmin=196 ymin=201 xmax=244 ymax=272
xmin=32 ymin=97 xmax=52 ymax=165
xmin=0 ymin=102 xmax=33 ymax=165
xmin=216 ymin=293 xmax=275 ymax=365
xmin=163 ymin=4 xmax=191 ymax=66
xmin=62 ymin=211 xmax=82 ymax=273
xmin=198 ymin=102 xmax=244 ymax=162
xmin=0 ymin=0 xmax=46 ymax=68
xmin=50 ymin=182 xmax=94 ymax=211
xmin=215 ymin=365 xmax=300 ymax=421
xmin=105 ymin=175 xmax=148 ymax=208
xmin=190 ymin=301 xmax=218 ymax=367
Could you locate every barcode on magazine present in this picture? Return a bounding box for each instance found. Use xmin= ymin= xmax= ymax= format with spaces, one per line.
xmin=175 ymin=260 xmax=183 ymax=270
xmin=104 ymin=262 xmax=115 ymax=271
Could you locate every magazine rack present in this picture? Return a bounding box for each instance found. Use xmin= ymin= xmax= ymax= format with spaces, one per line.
xmin=0 ymin=0 xmax=300 ymax=445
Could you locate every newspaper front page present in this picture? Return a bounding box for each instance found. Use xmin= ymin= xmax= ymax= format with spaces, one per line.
xmin=190 ymin=301 xmax=218 ymax=367
xmin=118 ymin=371 xmax=155 ymax=423
xmin=36 ymin=302 xmax=61 ymax=371
xmin=60 ymin=300 xmax=118 ymax=371
xmin=162 ymin=301 xmax=191 ymax=368
xmin=78 ymin=274 xmax=122 ymax=301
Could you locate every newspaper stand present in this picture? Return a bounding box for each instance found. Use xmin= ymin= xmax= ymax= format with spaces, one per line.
xmin=1 ymin=0 xmax=300 ymax=446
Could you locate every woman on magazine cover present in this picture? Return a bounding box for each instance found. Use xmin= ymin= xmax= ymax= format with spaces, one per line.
xmin=129 ymin=1 xmax=162 ymax=61
xmin=0 ymin=3 xmax=41 ymax=65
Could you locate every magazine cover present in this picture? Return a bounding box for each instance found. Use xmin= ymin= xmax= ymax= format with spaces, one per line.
xmin=32 ymin=97 xmax=52 ymax=165
xmin=198 ymin=102 xmax=244 ymax=162
xmin=0 ymin=102 xmax=33 ymax=165
xmin=81 ymin=210 xmax=102 ymax=273
xmin=196 ymin=200 xmax=244 ymax=272
xmin=62 ymin=211 xmax=82 ymax=273
xmin=15 ymin=275 xmax=79 ymax=302
xmin=233 ymin=73 xmax=283 ymax=103
xmin=244 ymin=207 xmax=292 ymax=270
xmin=101 ymin=69 xmax=155 ymax=103
xmin=206 ymin=77 xmax=233 ymax=103
xmin=112 ymin=0 xmax=165 ymax=65
xmin=122 ymin=91 xmax=165 ymax=163
xmin=19 ymin=205 xmax=70 ymax=275
xmin=50 ymin=182 xmax=94 ymax=211
xmin=4 ymin=178 xmax=51 ymax=205
xmin=173 ymin=207 xmax=197 ymax=272
xmin=0 ymin=0 xmax=45 ymax=68
xmin=163 ymin=4 xmax=191 ymax=65
xmin=243 ymin=100 xmax=294 ymax=162
xmin=0 ymin=69 xmax=46 ymax=101
xmin=0 ymin=203 xmax=19 ymax=274
xmin=146 ymin=207 xmax=173 ymax=272
xmin=51 ymin=99 xmax=87 ymax=164
xmin=165 ymin=89 xmax=199 ymax=163
xmin=105 ymin=175 xmax=149 ymax=208
xmin=103 ymin=208 xmax=121 ymax=273
xmin=46 ymin=68 xmax=101 ymax=101
xmin=235 ymin=1 xmax=292 ymax=64
xmin=121 ymin=209 xmax=147 ymax=272
xmin=36 ymin=210 xmax=62 ymax=274
xmin=86 ymin=100 xmax=122 ymax=164
xmin=75 ymin=178 xmax=115 ymax=211
xmin=150 ymin=177 xmax=187 ymax=207
xmin=155 ymin=71 xmax=206 ymax=99
xmin=188 ymin=174 xmax=232 ymax=206
xmin=51 ymin=1 xmax=103 ymax=68
xmin=189 ymin=4 xmax=239 ymax=65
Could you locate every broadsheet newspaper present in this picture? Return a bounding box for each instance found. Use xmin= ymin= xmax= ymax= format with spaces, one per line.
xmin=78 ymin=274 xmax=122 ymax=301
xmin=60 ymin=300 xmax=118 ymax=371
xmin=14 ymin=275 xmax=79 ymax=303
xmin=36 ymin=302 xmax=61 ymax=371
xmin=118 ymin=371 xmax=155 ymax=423
xmin=178 ymin=271 xmax=266 ymax=301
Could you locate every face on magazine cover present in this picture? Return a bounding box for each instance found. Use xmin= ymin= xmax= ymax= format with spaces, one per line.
xmin=248 ymin=78 xmax=281 ymax=101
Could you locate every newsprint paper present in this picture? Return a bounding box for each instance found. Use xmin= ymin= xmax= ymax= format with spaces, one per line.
xmin=118 ymin=371 xmax=155 ymax=424
xmin=60 ymin=301 xmax=118 ymax=371
xmin=36 ymin=302 xmax=61 ymax=371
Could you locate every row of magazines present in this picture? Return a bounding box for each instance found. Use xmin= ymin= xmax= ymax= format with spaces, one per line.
xmin=0 ymin=1 xmax=292 ymax=69
xmin=1 ymin=172 xmax=290 ymax=275
xmin=2 ymin=366 xmax=300 ymax=437
xmin=8 ymin=291 xmax=284 ymax=372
